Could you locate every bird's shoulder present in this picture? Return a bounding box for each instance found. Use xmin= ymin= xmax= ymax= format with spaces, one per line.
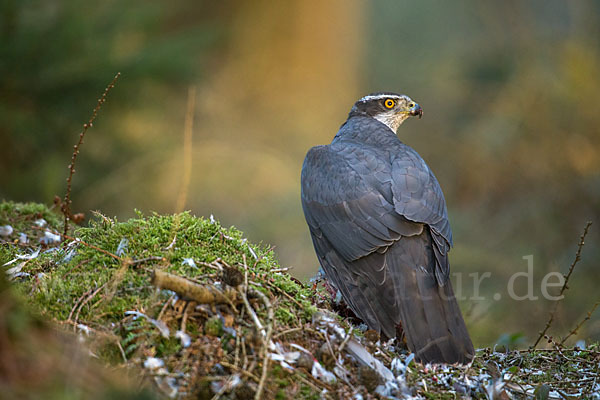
xmin=301 ymin=143 xmax=369 ymax=205
xmin=335 ymin=116 xmax=403 ymax=148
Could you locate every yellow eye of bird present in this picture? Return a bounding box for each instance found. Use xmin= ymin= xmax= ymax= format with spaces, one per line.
xmin=384 ymin=99 xmax=395 ymax=109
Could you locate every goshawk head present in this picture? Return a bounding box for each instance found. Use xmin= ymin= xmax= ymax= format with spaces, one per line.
xmin=348 ymin=92 xmax=423 ymax=132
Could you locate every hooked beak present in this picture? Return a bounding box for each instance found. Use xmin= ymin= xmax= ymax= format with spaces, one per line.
xmin=409 ymin=103 xmax=423 ymax=119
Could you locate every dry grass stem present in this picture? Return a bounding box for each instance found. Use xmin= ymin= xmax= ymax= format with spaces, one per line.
xmin=68 ymin=281 xmax=108 ymax=324
xmin=180 ymin=301 xmax=191 ymax=333
xmin=273 ymin=327 xmax=303 ymax=339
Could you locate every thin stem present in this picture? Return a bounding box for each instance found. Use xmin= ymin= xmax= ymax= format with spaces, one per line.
xmin=532 ymin=221 xmax=592 ymax=348
xmin=62 ymin=72 xmax=121 ymax=237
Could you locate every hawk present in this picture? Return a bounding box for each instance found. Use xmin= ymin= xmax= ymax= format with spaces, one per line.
xmin=301 ymin=92 xmax=474 ymax=364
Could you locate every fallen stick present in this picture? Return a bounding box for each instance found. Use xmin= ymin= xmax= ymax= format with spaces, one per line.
xmin=151 ymin=269 xmax=237 ymax=304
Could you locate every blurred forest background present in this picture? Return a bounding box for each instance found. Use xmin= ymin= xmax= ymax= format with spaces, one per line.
xmin=1 ymin=0 xmax=599 ymax=347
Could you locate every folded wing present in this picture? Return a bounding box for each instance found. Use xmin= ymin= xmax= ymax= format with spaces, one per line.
xmin=301 ymin=140 xmax=474 ymax=364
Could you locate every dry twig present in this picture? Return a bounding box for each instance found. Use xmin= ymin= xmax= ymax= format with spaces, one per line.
xmin=252 ymin=286 xmax=274 ymax=400
xmin=62 ymin=72 xmax=121 ymax=237
xmin=337 ymin=327 xmax=352 ymax=356
xmin=532 ymin=221 xmax=592 ymax=348
xmin=240 ymin=256 xmax=266 ymax=339
xmin=273 ymin=327 xmax=303 ymax=339
xmin=560 ymin=300 xmax=600 ymax=345
xmin=157 ymin=293 xmax=175 ymax=322
xmin=220 ymin=361 xmax=260 ymax=383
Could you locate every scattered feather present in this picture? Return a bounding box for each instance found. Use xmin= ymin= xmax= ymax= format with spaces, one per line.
xmin=175 ymin=330 xmax=191 ymax=348
xmin=6 ymin=262 xmax=29 ymax=279
xmin=311 ymin=360 xmax=336 ymax=383
xmin=116 ymin=238 xmax=129 ymax=256
xmin=125 ymin=311 xmax=170 ymax=338
xmin=144 ymin=357 xmax=165 ymax=369
xmin=3 ymin=248 xmax=40 ymax=266
xmin=182 ymin=258 xmax=197 ymax=268
xmin=19 ymin=232 xmax=28 ymax=244
xmin=40 ymin=230 xmax=61 ymax=245
xmin=270 ymin=350 xmax=301 ymax=370
xmin=77 ymin=324 xmax=91 ymax=335
xmin=0 ymin=225 xmax=13 ymax=236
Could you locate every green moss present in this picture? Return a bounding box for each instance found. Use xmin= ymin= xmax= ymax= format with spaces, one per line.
xmin=2 ymin=202 xmax=318 ymax=375
xmin=275 ymin=305 xmax=296 ymax=324
xmin=0 ymin=201 xmax=62 ymax=230
xmin=204 ymin=315 xmax=223 ymax=337
xmin=1 ymin=203 xmax=315 ymax=329
xmin=0 ymin=201 xmax=63 ymax=263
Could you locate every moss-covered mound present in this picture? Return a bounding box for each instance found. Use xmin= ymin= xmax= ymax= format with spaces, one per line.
xmin=1 ymin=202 xmax=598 ymax=399
xmin=0 ymin=270 xmax=159 ymax=400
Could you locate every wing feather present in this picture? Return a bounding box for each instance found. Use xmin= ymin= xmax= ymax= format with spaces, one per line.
xmin=391 ymin=149 xmax=453 ymax=283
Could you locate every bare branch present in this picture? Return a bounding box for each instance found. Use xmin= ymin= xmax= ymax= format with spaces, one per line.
xmin=532 ymin=221 xmax=592 ymax=348
xmin=560 ymin=300 xmax=599 ymax=345
xmin=62 ymin=72 xmax=121 ymax=237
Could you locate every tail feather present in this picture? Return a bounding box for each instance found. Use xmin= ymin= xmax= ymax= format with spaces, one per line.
xmin=389 ymin=233 xmax=474 ymax=364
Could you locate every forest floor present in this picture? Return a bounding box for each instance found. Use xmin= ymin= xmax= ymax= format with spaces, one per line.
xmin=1 ymin=201 xmax=598 ymax=399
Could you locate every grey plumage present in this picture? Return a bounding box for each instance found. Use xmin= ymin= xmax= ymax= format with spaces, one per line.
xmin=301 ymin=93 xmax=474 ymax=364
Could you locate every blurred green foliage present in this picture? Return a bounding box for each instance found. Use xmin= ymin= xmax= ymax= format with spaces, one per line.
xmin=1 ymin=0 xmax=599 ymax=346
xmin=1 ymin=0 xmax=231 ymax=200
